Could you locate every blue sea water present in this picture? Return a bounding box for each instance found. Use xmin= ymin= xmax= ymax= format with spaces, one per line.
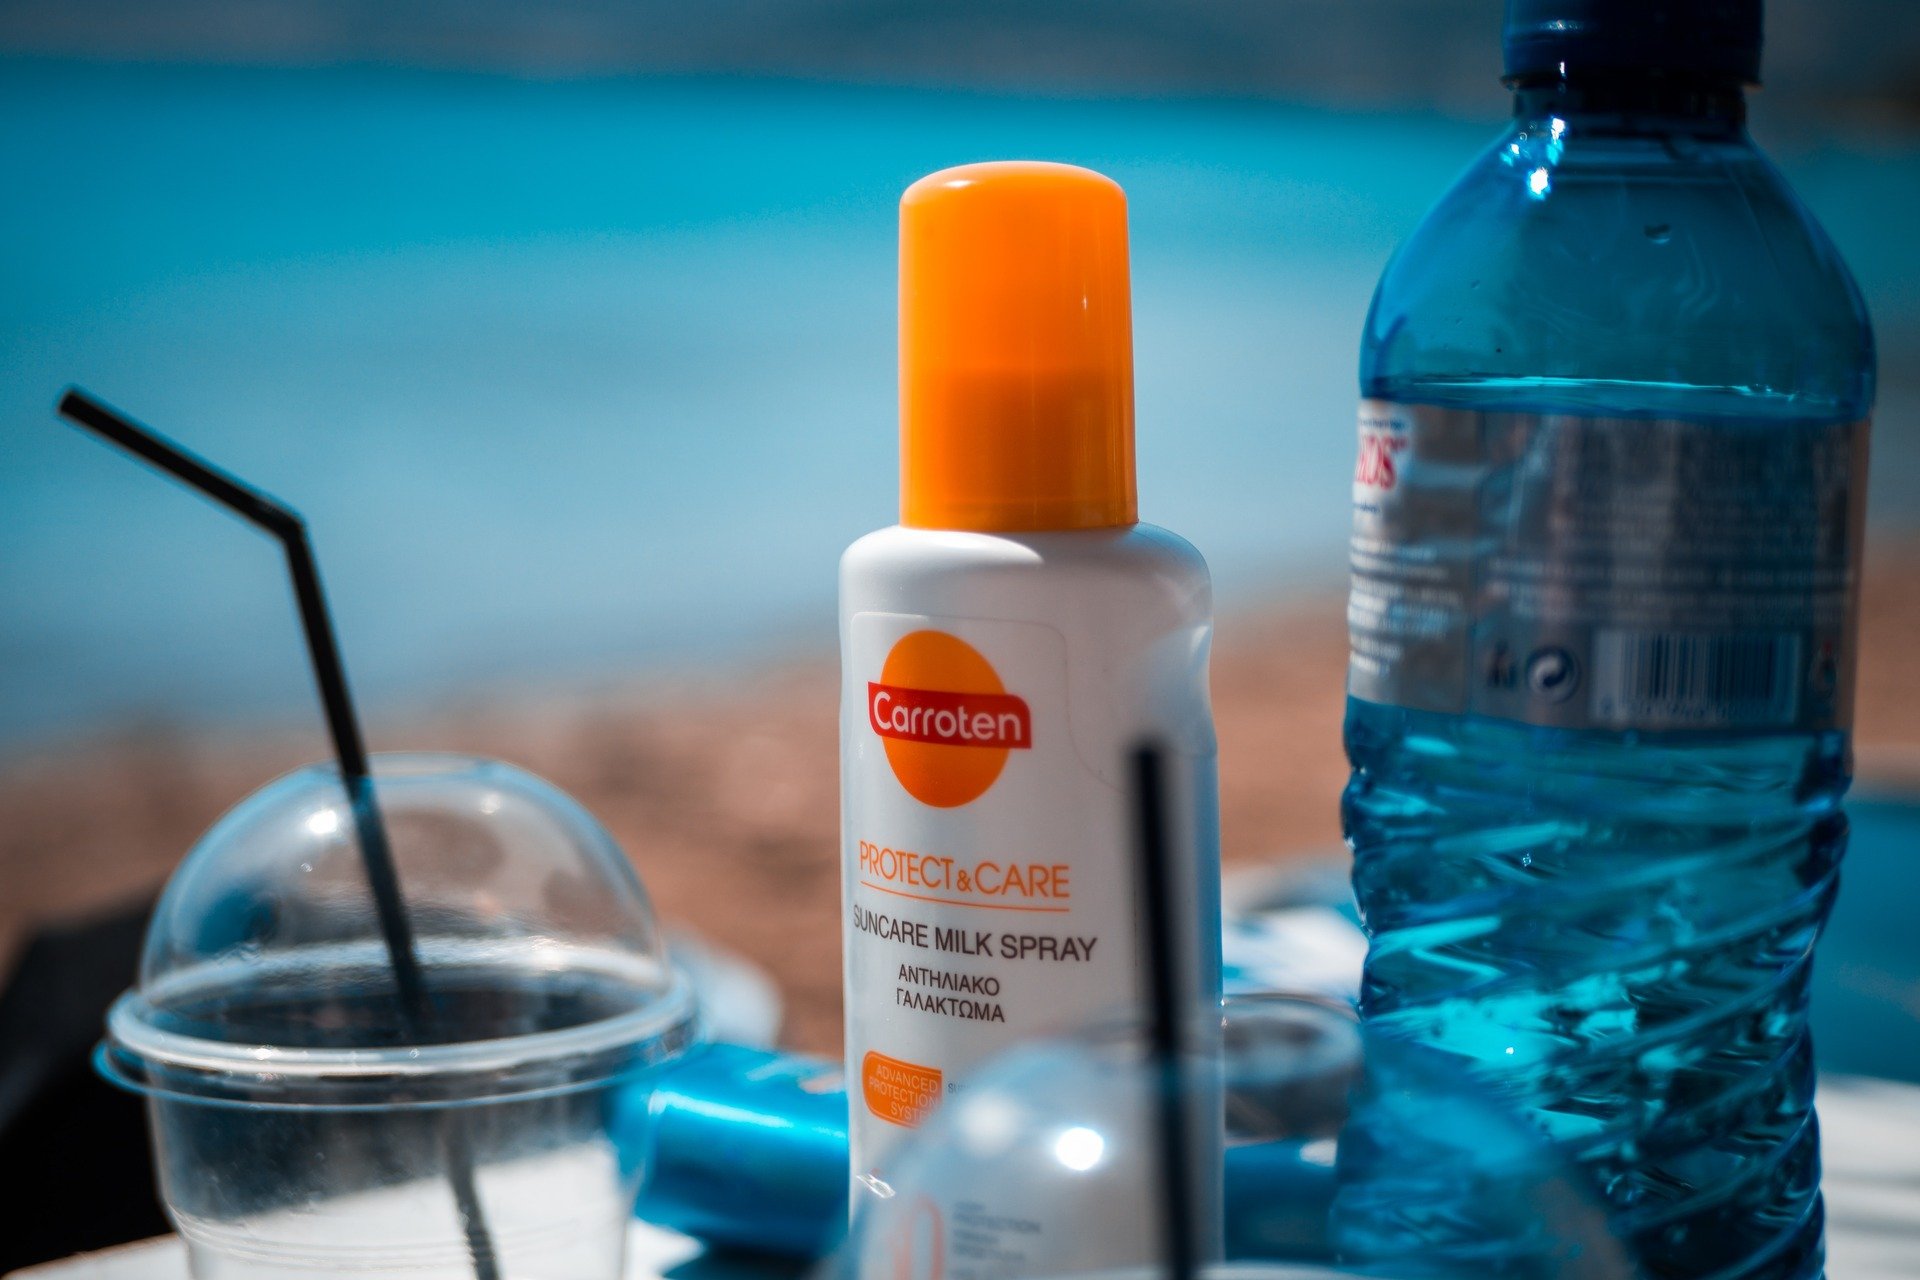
xmin=2 ymin=59 xmax=1917 ymax=743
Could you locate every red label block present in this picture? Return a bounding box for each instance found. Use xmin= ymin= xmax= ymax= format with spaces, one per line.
xmin=868 ymin=683 xmax=1032 ymax=749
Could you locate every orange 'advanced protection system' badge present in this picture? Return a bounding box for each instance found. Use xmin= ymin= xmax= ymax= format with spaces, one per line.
xmin=861 ymin=1050 xmax=945 ymax=1128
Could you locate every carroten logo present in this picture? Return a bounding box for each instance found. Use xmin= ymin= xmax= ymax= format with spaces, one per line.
xmin=869 ymin=630 xmax=1031 ymax=808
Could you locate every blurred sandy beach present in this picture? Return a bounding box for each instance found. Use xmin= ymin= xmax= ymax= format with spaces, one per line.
xmin=5 ymin=534 xmax=1914 ymax=1056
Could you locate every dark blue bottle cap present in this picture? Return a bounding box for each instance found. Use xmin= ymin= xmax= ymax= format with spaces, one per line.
xmin=1504 ymin=0 xmax=1763 ymax=83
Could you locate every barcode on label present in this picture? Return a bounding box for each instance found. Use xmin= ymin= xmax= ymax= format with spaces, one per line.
xmin=1591 ymin=630 xmax=1803 ymax=728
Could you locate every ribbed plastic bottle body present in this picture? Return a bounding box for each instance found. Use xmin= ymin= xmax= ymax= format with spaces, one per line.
xmin=1344 ymin=102 xmax=1874 ymax=1280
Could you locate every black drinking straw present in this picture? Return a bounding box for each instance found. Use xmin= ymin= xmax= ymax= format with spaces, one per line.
xmin=1130 ymin=742 xmax=1198 ymax=1280
xmin=56 ymin=388 xmax=501 ymax=1280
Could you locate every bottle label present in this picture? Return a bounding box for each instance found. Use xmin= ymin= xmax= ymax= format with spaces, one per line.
xmin=843 ymin=614 xmax=1137 ymax=1171
xmin=1348 ymin=400 xmax=1868 ymax=732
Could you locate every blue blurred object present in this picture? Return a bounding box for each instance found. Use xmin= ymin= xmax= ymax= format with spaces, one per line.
xmin=1810 ymin=797 xmax=1920 ymax=1086
xmin=624 ymin=1037 xmax=1584 ymax=1267
xmin=1221 ymin=1140 xmax=1341 ymax=1262
xmin=1221 ymin=865 xmax=1366 ymax=1004
xmin=620 ymin=1043 xmax=849 ymax=1258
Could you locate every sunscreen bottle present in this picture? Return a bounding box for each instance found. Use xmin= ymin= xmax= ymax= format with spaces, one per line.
xmin=839 ymin=162 xmax=1222 ymax=1202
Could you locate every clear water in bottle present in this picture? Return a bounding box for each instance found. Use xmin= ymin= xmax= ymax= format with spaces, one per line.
xmin=1342 ymin=4 xmax=1874 ymax=1277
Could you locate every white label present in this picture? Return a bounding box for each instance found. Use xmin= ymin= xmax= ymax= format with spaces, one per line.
xmin=1349 ymin=400 xmax=1867 ymax=732
xmin=843 ymin=612 xmax=1135 ymax=1172
xmin=840 ymin=562 xmax=1224 ymax=1279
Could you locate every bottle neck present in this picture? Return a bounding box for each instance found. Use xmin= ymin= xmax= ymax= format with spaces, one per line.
xmin=1510 ymin=72 xmax=1747 ymax=135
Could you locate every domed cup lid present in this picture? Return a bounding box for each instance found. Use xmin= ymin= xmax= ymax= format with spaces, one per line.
xmin=101 ymin=753 xmax=699 ymax=1108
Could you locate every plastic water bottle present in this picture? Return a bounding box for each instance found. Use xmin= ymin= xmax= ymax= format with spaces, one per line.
xmin=1342 ymin=3 xmax=1874 ymax=1277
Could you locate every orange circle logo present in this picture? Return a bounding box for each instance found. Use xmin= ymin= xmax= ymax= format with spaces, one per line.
xmin=868 ymin=631 xmax=1032 ymax=808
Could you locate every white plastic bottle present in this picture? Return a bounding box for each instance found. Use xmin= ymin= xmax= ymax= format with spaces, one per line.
xmin=838 ymin=161 xmax=1222 ymax=1237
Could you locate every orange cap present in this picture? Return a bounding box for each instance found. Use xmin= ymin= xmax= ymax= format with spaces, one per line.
xmin=899 ymin=161 xmax=1137 ymax=532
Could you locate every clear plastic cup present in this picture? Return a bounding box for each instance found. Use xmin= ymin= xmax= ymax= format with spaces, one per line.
xmin=831 ymin=994 xmax=1636 ymax=1280
xmin=98 ymin=754 xmax=700 ymax=1280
